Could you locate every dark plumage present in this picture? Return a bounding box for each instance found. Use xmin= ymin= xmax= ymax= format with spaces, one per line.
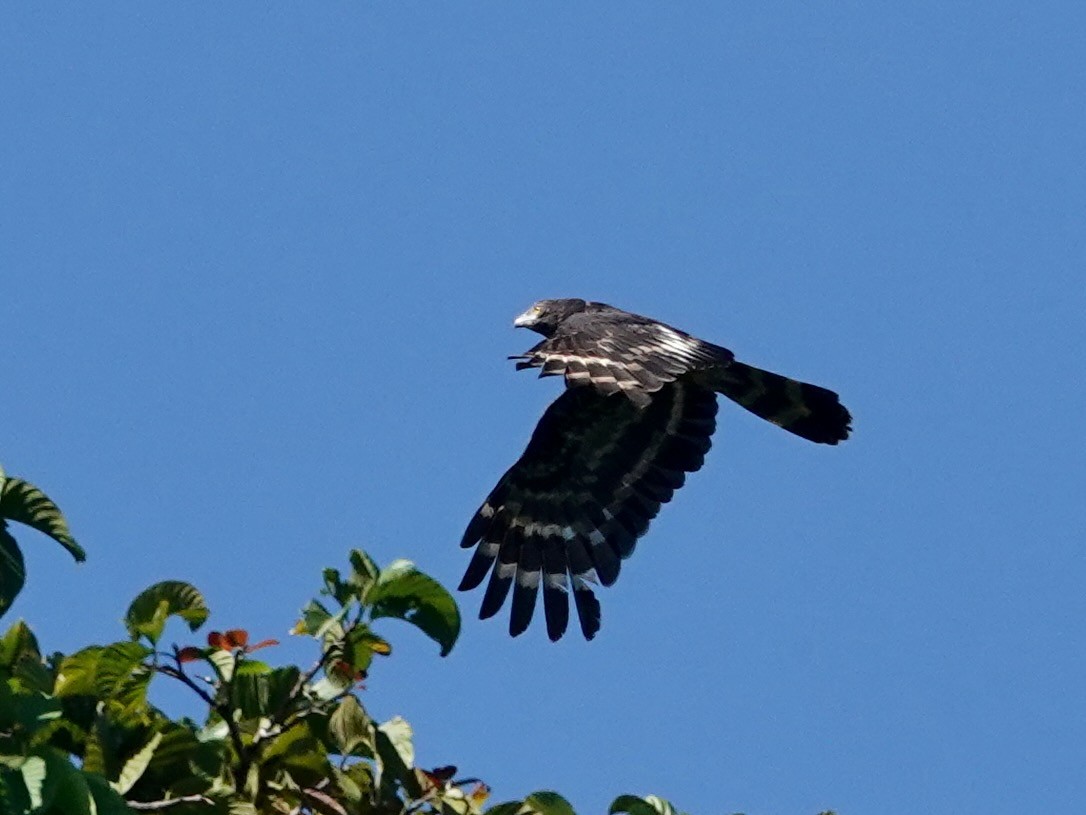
xmin=460 ymin=298 xmax=852 ymax=641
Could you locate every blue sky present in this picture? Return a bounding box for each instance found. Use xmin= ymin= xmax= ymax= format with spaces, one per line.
xmin=3 ymin=4 xmax=1084 ymax=813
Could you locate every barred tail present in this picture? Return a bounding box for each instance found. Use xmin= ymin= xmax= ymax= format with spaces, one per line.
xmin=714 ymin=361 xmax=852 ymax=444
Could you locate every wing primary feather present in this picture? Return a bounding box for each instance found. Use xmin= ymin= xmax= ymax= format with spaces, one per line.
xmin=542 ymin=543 xmax=570 ymax=641
xmin=588 ymin=532 xmax=621 ymax=586
xmin=572 ymin=577 xmax=602 ymax=640
xmin=479 ymin=564 xmax=514 ymax=620
xmin=458 ymin=540 xmax=499 ymax=591
xmin=461 ymin=494 xmax=503 ymax=548
xmin=509 ymin=540 xmax=542 ymax=637
xmin=478 ymin=534 xmax=517 ymax=620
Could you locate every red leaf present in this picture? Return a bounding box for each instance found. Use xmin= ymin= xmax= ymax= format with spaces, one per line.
xmin=223 ymin=629 xmax=249 ymax=649
xmin=207 ymin=631 xmax=227 ymax=650
xmin=429 ymin=765 xmax=457 ymax=782
xmin=247 ymin=638 xmax=279 ymax=653
xmin=177 ymin=646 xmax=204 ymax=663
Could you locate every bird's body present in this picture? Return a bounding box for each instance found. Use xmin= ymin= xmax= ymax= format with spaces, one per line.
xmin=460 ymin=298 xmax=851 ymax=641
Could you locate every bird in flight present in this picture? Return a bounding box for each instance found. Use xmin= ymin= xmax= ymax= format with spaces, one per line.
xmin=459 ymin=298 xmax=851 ymax=641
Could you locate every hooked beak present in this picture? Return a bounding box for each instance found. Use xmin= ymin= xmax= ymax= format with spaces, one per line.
xmin=513 ymin=308 xmax=537 ymax=328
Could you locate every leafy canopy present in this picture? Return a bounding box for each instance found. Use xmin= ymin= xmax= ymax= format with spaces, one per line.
xmin=0 ymin=465 xmax=833 ymax=815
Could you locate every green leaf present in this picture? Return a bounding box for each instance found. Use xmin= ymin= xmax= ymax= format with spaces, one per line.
xmin=483 ymin=803 xmax=523 ymax=815
xmin=83 ymin=773 xmax=131 ymax=815
xmin=54 ymin=646 xmax=104 ymax=697
xmin=309 ymin=673 xmax=352 ymax=701
xmin=125 ymin=581 xmax=209 ymax=644
xmin=0 ymin=524 xmax=26 ymax=618
xmin=81 ymin=717 xmax=112 ymax=776
xmin=323 ymin=568 xmax=356 ymax=607
xmin=0 ymin=763 xmax=34 ymax=813
xmin=328 ymin=694 xmax=373 ymax=757
xmin=231 ymin=666 xmax=299 ymax=719
xmin=368 ymin=560 xmax=461 ymax=657
xmin=111 ymin=731 xmax=161 ymax=794
xmin=375 ymin=715 xmax=420 ymax=799
xmin=347 ymin=549 xmax=380 ymax=596
xmin=294 ymin=599 xmax=333 ymax=637
xmin=336 ymin=762 xmax=374 ymax=804
xmin=95 ymin=642 xmax=152 ymax=691
xmin=522 ymin=791 xmax=576 ymax=815
xmin=9 ymin=647 xmax=53 ymax=695
xmin=0 ymin=680 xmax=62 ymax=738
xmin=378 ymin=717 xmax=413 ymax=768
xmin=233 ymin=659 xmax=273 ymax=676
xmin=294 ymin=599 xmax=349 ymax=645
xmin=197 ymin=719 xmax=231 ymax=743
xmin=94 ymin=642 xmax=153 ymax=723
xmin=0 ymin=477 xmax=84 ymax=561
xmin=50 ymin=765 xmax=94 ymax=815
xmin=20 ymin=755 xmax=46 ymax=810
xmin=609 ymin=795 xmax=684 ymax=815
xmin=260 ymin=721 xmax=330 ymax=785
xmin=336 ymin=624 xmax=391 ymax=678
xmin=0 ymin=619 xmax=41 ymax=669
xmin=19 ymin=748 xmax=96 ymax=815
xmin=141 ymin=721 xmax=224 ymax=796
xmin=208 ymin=647 xmax=238 ymax=682
xmin=432 ymin=784 xmax=486 ymax=815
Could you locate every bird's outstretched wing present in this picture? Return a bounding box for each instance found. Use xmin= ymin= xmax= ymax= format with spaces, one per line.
xmin=459 ymin=381 xmax=718 ymax=640
xmin=509 ymin=317 xmax=734 ymax=405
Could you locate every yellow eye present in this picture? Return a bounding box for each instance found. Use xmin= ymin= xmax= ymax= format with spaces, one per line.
xmin=531 ymin=305 xmax=543 ymax=314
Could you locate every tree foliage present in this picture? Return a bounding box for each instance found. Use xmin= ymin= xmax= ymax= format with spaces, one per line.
xmin=0 ymin=466 xmax=834 ymax=815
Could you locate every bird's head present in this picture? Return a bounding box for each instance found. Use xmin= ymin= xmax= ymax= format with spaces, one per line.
xmin=512 ymin=298 xmax=587 ymax=336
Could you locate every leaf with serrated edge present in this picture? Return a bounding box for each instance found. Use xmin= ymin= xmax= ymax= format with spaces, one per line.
xmin=0 ymin=619 xmax=40 ymax=667
xmin=95 ymin=642 xmax=152 ymax=696
xmin=54 ymin=646 xmax=105 ymax=697
xmin=111 ymin=732 xmax=162 ymax=794
xmin=208 ymin=647 xmax=236 ymax=682
xmin=125 ymin=581 xmax=209 ymax=644
xmin=368 ymin=560 xmax=460 ymax=657
xmin=0 ymin=477 xmax=84 ymax=561
xmin=93 ymin=642 xmax=153 ymax=723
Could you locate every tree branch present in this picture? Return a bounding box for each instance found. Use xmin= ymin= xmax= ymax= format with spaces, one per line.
xmin=156 ymin=653 xmax=249 ymax=777
xmin=127 ymin=793 xmax=214 ymax=810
